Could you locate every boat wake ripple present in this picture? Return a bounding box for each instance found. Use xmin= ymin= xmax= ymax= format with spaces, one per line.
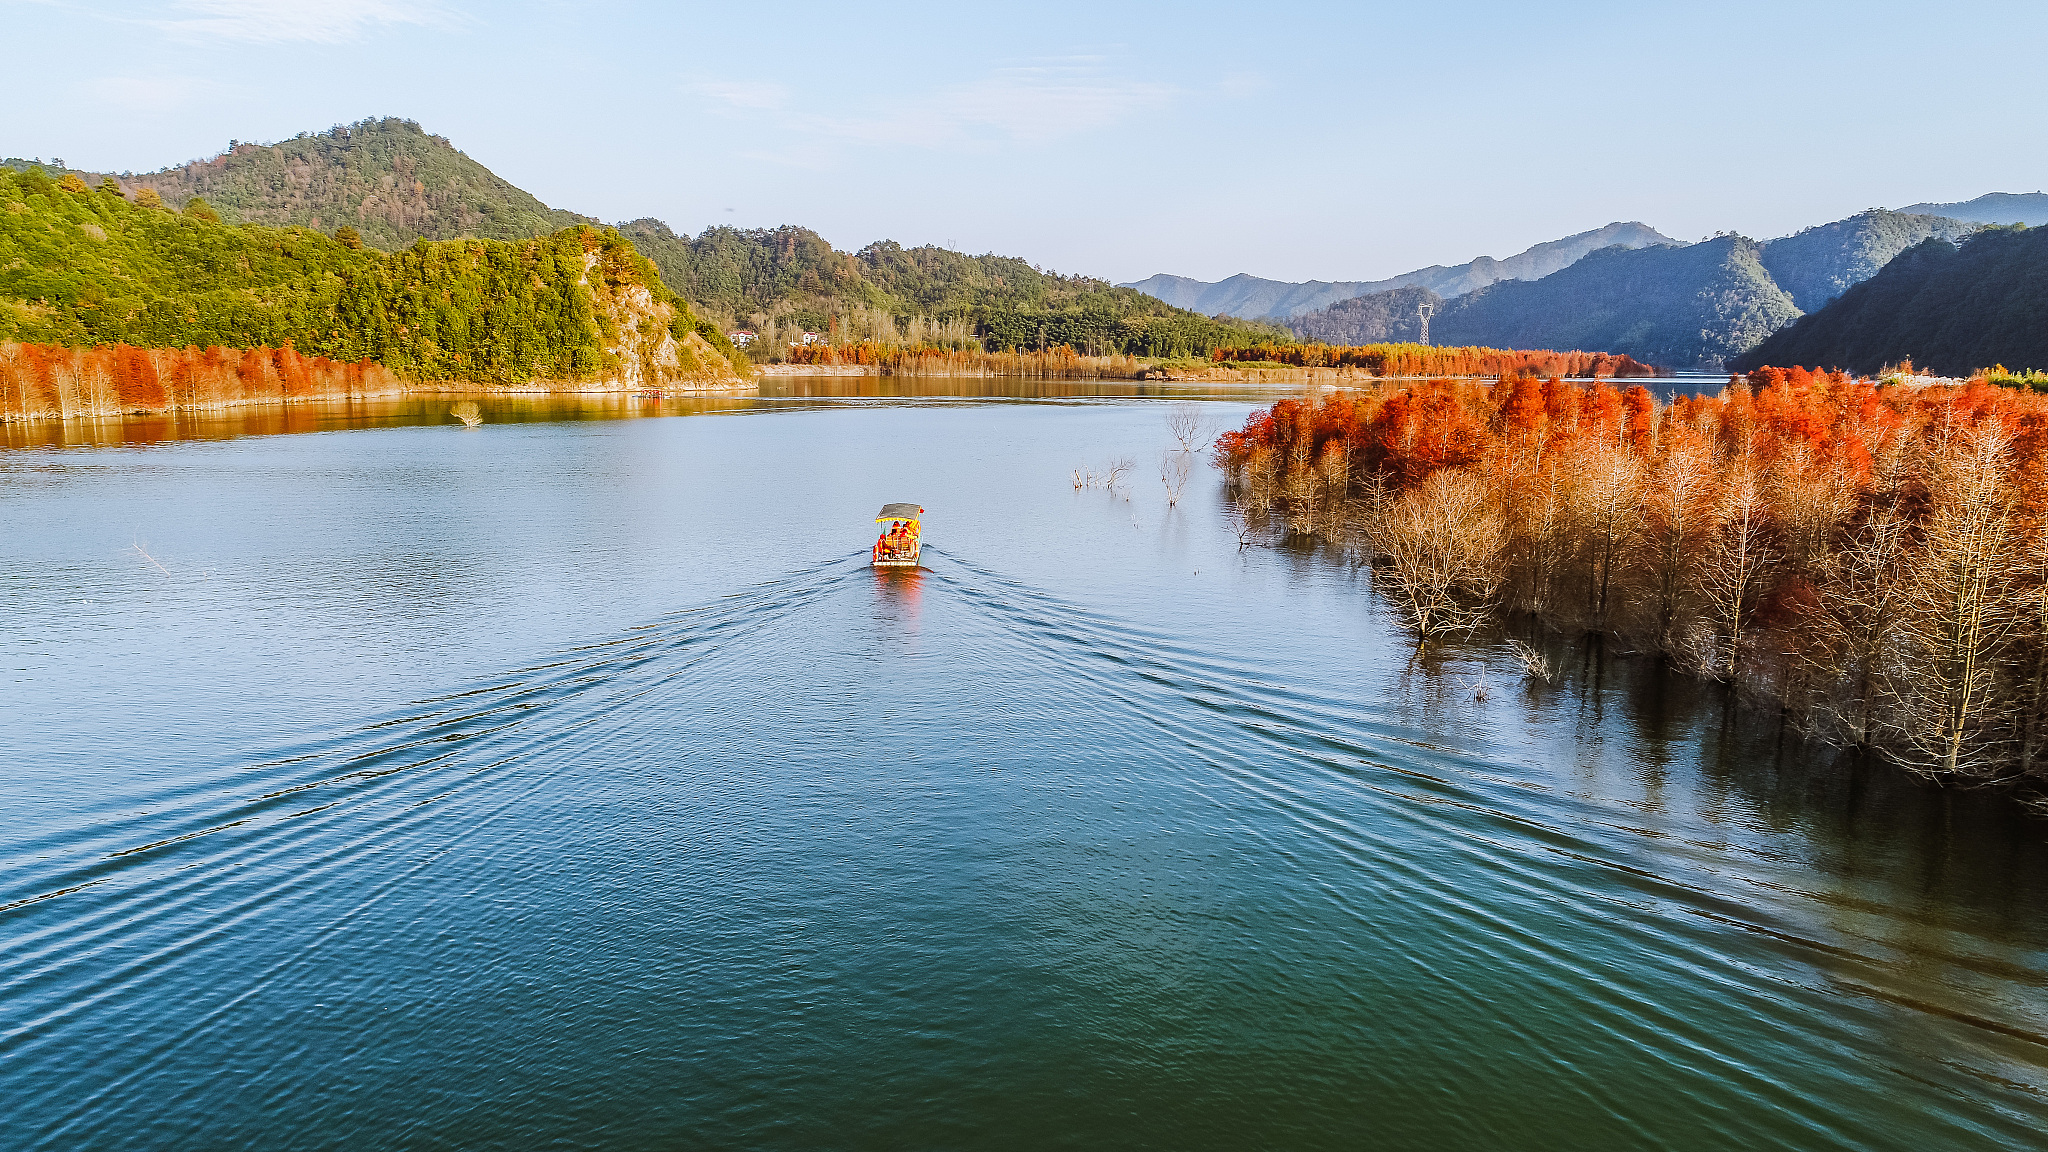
xmin=2 ymin=549 xmax=2043 ymax=1149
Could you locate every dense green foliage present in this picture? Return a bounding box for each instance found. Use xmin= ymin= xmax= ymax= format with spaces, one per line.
xmin=0 ymin=165 xmax=724 ymax=383
xmin=1286 ymin=286 xmax=1439 ymax=344
xmin=617 ymin=219 xmax=1286 ymax=357
xmin=1429 ymin=237 xmax=1800 ymax=370
xmin=625 ymin=222 xmax=882 ymax=322
xmin=1 ymin=163 xmax=372 ymax=350
xmin=1984 ymin=368 xmax=2048 ymax=393
xmin=30 ymin=119 xmax=594 ymax=252
xmin=1735 ymin=227 xmax=2048 ymax=377
xmin=1758 ymin=210 xmax=1977 ymax=313
xmin=338 ymin=230 xmax=679 ymax=382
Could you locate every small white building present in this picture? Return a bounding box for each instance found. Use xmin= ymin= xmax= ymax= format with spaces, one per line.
xmin=728 ymin=331 xmax=756 ymax=347
xmin=794 ymin=331 xmax=825 ymax=346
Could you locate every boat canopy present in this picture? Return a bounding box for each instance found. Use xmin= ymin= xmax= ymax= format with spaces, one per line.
xmin=876 ymin=503 xmax=923 ymax=522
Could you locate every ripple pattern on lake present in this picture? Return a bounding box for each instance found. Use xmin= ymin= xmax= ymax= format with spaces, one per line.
xmin=5 ymin=542 xmax=2045 ymax=1151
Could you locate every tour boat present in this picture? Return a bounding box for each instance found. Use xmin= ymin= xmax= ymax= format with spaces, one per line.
xmin=872 ymin=503 xmax=924 ymax=568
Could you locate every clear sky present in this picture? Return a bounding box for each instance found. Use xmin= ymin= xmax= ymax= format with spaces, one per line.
xmin=8 ymin=1 xmax=2046 ymax=283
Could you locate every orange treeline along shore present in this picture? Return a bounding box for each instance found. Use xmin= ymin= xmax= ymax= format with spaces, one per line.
xmin=1 ymin=342 xmax=403 ymax=422
xmin=1211 ymin=342 xmax=1657 ymax=378
xmin=779 ymin=340 xmax=1656 ymax=381
xmin=1217 ymin=366 xmax=2048 ymax=795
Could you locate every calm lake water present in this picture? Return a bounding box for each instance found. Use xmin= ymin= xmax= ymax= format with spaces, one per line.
xmin=3 ymin=381 xmax=2045 ymax=1150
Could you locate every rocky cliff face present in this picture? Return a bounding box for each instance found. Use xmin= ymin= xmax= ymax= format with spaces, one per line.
xmin=583 ymin=255 xmax=750 ymax=390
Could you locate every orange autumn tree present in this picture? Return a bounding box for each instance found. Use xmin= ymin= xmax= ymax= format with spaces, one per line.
xmin=1211 ymin=342 xmax=1657 ymax=378
xmin=1216 ymin=367 xmax=2048 ymax=794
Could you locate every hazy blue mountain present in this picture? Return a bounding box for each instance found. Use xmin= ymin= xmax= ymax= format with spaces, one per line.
xmin=1287 ymin=287 xmax=1442 ymax=344
xmin=1430 ymin=236 xmax=1799 ymax=369
xmin=1759 ymin=210 xmax=1979 ymax=313
xmin=1735 ymin=227 xmax=2048 ymax=376
xmin=1122 ymin=221 xmax=1674 ymax=318
xmin=1280 ymin=209 xmax=1989 ymax=367
xmin=1896 ymin=192 xmax=2048 ymax=227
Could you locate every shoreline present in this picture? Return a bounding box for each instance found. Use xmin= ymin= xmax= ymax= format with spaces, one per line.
xmin=756 ymin=362 xmax=1679 ymax=384
xmin=0 ymin=378 xmax=757 ymax=424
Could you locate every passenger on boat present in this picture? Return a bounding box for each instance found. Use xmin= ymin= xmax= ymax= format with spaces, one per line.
xmin=877 ymin=522 xmax=912 ymax=557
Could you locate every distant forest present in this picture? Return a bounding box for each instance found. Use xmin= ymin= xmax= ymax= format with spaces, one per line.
xmin=617 ymin=220 xmax=1288 ymax=359
xmin=1738 ymin=227 xmax=2048 ymax=376
xmin=1287 ymin=286 xmax=1438 ymax=345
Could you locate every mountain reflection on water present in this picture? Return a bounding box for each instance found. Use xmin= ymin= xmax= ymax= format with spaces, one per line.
xmin=2 ymin=381 xmax=2043 ymax=1150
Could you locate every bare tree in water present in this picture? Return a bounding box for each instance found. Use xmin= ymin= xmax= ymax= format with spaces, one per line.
xmin=1366 ymin=471 xmax=1505 ymax=646
xmin=1806 ymin=510 xmax=1913 ymax=749
xmin=1886 ymin=426 xmax=2021 ymax=779
xmin=1691 ymin=465 xmax=1777 ymax=680
xmin=1165 ymin=402 xmax=1213 ymax=457
xmin=1160 ymin=449 xmax=1194 ymax=506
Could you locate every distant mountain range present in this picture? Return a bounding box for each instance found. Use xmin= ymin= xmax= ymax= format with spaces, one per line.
xmin=1431 ymin=236 xmax=1800 ymax=369
xmin=8 ymin=125 xmax=2038 ymax=371
xmin=1896 ymin=192 xmax=2048 ymax=226
xmin=1122 ymin=222 xmax=1674 ymax=319
xmin=1736 ymin=226 xmax=2048 ymax=376
xmin=1261 ymin=209 xmax=1984 ymax=368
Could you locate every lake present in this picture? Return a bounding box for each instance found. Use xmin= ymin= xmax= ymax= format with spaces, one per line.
xmin=3 ymin=381 xmax=2044 ymax=1150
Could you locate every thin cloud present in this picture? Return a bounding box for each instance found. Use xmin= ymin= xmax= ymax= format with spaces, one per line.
xmin=830 ymin=64 xmax=1176 ymax=147
xmin=694 ymin=79 xmax=792 ymax=112
xmin=153 ymin=0 xmax=459 ymax=44
xmin=89 ymin=74 xmax=233 ymax=112
xmin=699 ymin=60 xmax=1177 ymax=153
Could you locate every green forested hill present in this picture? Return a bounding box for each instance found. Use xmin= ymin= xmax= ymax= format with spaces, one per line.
xmin=0 ymin=165 xmax=738 ymax=383
xmin=617 ymin=219 xmax=1284 ymax=356
xmin=43 ymin=119 xmax=593 ymax=252
xmin=1734 ymin=227 xmax=2048 ymax=376
xmin=1758 ymin=209 xmax=1977 ymax=313
xmin=5 ymin=118 xmax=1283 ymax=360
xmin=1429 ymin=237 xmax=1798 ymax=369
xmin=6 ymin=109 xmax=1272 ymax=363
